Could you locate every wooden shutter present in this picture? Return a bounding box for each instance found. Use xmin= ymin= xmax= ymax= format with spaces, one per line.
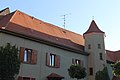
xmin=72 ymin=58 xmax=75 ymax=64
xmin=18 ymin=76 xmax=23 ymax=80
xmin=31 ymin=50 xmax=37 ymax=64
xmin=19 ymin=47 xmax=25 ymax=62
xmin=81 ymin=60 xmax=84 ymax=67
xmin=55 ymin=55 xmax=60 ymax=68
xmin=46 ymin=53 xmax=50 ymax=66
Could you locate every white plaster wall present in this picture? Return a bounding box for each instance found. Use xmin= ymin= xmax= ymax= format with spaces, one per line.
xmin=84 ymin=33 xmax=106 ymax=80
xmin=107 ymin=63 xmax=113 ymax=80
xmin=0 ymin=33 xmax=88 ymax=80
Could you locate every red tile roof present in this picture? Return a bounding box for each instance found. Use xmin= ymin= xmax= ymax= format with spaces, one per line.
xmin=106 ymin=50 xmax=120 ymax=62
xmin=47 ymin=73 xmax=64 ymax=78
xmin=0 ymin=10 xmax=85 ymax=52
xmin=84 ymin=20 xmax=104 ymax=35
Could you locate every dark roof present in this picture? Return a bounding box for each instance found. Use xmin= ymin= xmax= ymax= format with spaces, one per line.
xmin=106 ymin=50 xmax=120 ymax=62
xmin=0 ymin=10 xmax=87 ymax=55
xmin=47 ymin=73 xmax=64 ymax=79
xmin=0 ymin=7 xmax=9 ymax=13
xmin=84 ymin=20 xmax=104 ymax=35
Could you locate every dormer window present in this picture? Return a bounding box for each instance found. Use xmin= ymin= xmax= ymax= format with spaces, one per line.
xmin=88 ymin=44 xmax=91 ymax=49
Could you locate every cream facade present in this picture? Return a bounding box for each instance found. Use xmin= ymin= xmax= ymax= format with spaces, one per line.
xmin=0 ymin=33 xmax=88 ymax=80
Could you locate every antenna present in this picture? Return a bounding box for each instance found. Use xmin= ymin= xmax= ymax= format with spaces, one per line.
xmin=61 ymin=13 xmax=71 ymax=29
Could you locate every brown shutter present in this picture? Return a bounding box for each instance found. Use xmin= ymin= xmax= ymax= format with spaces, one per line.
xmin=31 ymin=50 xmax=37 ymax=64
xmin=55 ymin=55 xmax=60 ymax=68
xmin=18 ymin=76 xmax=23 ymax=80
xmin=19 ymin=47 xmax=25 ymax=62
xmin=46 ymin=53 xmax=50 ymax=66
xmin=81 ymin=60 xmax=84 ymax=67
xmin=72 ymin=58 xmax=75 ymax=64
xmin=78 ymin=60 xmax=81 ymax=65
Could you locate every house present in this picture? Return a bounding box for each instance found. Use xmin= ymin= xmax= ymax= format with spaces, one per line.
xmin=0 ymin=7 xmax=119 ymax=80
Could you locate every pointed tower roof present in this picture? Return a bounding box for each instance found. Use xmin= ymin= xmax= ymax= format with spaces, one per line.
xmin=84 ymin=20 xmax=104 ymax=35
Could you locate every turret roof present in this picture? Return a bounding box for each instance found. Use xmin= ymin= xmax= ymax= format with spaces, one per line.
xmin=84 ymin=20 xmax=104 ymax=35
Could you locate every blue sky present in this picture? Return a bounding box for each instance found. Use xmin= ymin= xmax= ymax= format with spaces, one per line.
xmin=1 ymin=0 xmax=120 ymax=51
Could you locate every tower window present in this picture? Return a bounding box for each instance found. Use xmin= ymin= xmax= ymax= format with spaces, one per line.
xmin=88 ymin=44 xmax=91 ymax=49
xmin=98 ymin=44 xmax=101 ymax=49
xmin=99 ymin=53 xmax=103 ymax=60
xmin=89 ymin=68 xmax=93 ymax=75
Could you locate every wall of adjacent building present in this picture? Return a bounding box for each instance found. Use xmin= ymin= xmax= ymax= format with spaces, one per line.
xmin=0 ymin=33 xmax=88 ymax=80
xmin=107 ymin=63 xmax=113 ymax=80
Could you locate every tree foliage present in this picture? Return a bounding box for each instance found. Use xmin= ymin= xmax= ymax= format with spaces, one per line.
xmin=112 ymin=60 xmax=120 ymax=77
xmin=95 ymin=67 xmax=110 ymax=80
xmin=68 ymin=64 xmax=86 ymax=80
xmin=0 ymin=43 xmax=20 ymax=80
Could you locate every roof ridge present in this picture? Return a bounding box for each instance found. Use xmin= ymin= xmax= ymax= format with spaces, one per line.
xmin=14 ymin=10 xmax=83 ymax=37
xmin=43 ymin=21 xmax=83 ymax=36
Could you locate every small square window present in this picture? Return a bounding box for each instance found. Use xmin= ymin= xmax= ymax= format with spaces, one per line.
xmin=89 ymin=68 xmax=93 ymax=75
xmin=88 ymin=44 xmax=91 ymax=49
xmin=99 ymin=53 xmax=103 ymax=60
xmin=98 ymin=44 xmax=101 ymax=49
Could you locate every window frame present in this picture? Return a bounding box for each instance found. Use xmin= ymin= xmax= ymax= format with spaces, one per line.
xmin=46 ymin=53 xmax=60 ymax=68
xmin=23 ymin=48 xmax=32 ymax=63
xmin=99 ymin=53 xmax=103 ymax=60
xmin=19 ymin=47 xmax=37 ymax=64
xmin=98 ymin=44 xmax=101 ymax=49
xmin=89 ymin=68 xmax=93 ymax=75
xmin=50 ymin=54 xmax=56 ymax=67
xmin=75 ymin=59 xmax=81 ymax=65
xmin=88 ymin=44 xmax=91 ymax=49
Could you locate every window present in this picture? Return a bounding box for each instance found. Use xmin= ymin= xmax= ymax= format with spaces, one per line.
xmin=89 ymin=68 xmax=93 ymax=75
xmin=98 ymin=44 xmax=101 ymax=49
xmin=46 ymin=53 xmax=60 ymax=68
xmin=24 ymin=49 xmax=32 ymax=62
xmin=88 ymin=44 xmax=91 ymax=49
xmin=75 ymin=59 xmax=81 ymax=65
xmin=19 ymin=47 xmax=37 ymax=64
xmin=72 ymin=59 xmax=84 ymax=66
xmin=50 ymin=54 xmax=55 ymax=67
xmin=99 ymin=53 xmax=103 ymax=60
xmin=18 ymin=76 xmax=35 ymax=80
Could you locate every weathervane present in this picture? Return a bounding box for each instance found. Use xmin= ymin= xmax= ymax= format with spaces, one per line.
xmin=92 ymin=16 xmax=94 ymax=20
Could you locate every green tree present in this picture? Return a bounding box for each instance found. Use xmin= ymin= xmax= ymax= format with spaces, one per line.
xmin=68 ymin=64 xmax=86 ymax=80
xmin=0 ymin=43 xmax=20 ymax=80
xmin=95 ymin=67 xmax=110 ymax=80
xmin=112 ymin=60 xmax=120 ymax=77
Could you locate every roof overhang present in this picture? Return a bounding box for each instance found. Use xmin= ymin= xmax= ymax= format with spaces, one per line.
xmin=47 ymin=73 xmax=64 ymax=79
xmin=0 ymin=29 xmax=89 ymax=56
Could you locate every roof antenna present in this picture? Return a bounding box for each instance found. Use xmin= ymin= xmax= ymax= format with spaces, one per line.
xmin=61 ymin=13 xmax=71 ymax=29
